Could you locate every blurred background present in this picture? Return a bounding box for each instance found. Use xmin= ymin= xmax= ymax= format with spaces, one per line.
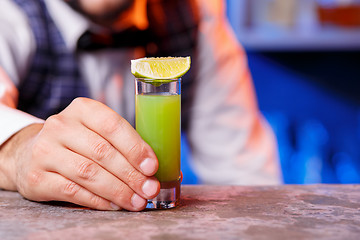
xmin=182 ymin=0 xmax=360 ymax=184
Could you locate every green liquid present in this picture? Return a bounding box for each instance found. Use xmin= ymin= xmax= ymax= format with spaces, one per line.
xmin=136 ymin=94 xmax=181 ymax=182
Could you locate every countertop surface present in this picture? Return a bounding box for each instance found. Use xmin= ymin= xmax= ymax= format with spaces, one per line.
xmin=0 ymin=185 xmax=359 ymax=240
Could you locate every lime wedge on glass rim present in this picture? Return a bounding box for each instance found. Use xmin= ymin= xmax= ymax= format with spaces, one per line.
xmin=131 ymin=56 xmax=191 ymax=80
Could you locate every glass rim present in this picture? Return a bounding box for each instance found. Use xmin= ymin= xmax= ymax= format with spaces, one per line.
xmin=135 ymin=78 xmax=181 ymax=83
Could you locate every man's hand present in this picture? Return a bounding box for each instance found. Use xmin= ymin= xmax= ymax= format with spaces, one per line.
xmin=0 ymin=98 xmax=160 ymax=211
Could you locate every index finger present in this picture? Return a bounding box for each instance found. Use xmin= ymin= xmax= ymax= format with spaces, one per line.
xmin=65 ymin=98 xmax=158 ymax=176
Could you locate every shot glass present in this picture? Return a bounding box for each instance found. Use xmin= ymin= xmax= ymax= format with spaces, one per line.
xmin=135 ymin=78 xmax=181 ymax=209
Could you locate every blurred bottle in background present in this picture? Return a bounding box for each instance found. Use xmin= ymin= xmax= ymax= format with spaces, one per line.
xmin=317 ymin=0 xmax=360 ymax=27
xmin=227 ymin=0 xmax=318 ymax=33
xmin=227 ymin=0 xmax=360 ymax=36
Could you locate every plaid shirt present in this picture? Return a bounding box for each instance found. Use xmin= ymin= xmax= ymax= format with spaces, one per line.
xmin=13 ymin=0 xmax=199 ymax=127
xmin=12 ymin=0 xmax=89 ymax=119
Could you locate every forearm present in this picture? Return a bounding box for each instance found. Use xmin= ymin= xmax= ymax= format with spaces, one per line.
xmin=188 ymin=0 xmax=281 ymax=185
xmin=0 ymin=135 xmax=17 ymax=190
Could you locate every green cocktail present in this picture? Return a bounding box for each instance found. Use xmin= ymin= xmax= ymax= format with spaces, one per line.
xmin=132 ymin=56 xmax=189 ymax=209
xmin=135 ymin=78 xmax=181 ymax=209
xmin=136 ymin=94 xmax=181 ymax=182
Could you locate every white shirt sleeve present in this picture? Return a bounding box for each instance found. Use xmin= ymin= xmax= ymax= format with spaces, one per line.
xmin=0 ymin=104 xmax=44 ymax=145
xmin=188 ymin=0 xmax=282 ymax=185
xmin=0 ymin=0 xmax=44 ymax=146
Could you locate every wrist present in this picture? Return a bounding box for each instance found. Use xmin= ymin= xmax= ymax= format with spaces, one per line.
xmin=0 ymin=123 xmax=43 ymax=190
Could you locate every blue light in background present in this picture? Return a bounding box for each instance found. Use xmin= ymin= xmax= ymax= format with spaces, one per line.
xmin=247 ymin=52 xmax=360 ymax=184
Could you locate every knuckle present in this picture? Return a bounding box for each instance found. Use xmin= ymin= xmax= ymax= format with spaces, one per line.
xmin=18 ymin=170 xmax=43 ymax=200
xmin=63 ymin=181 xmax=81 ymax=198
xmin=44 ymin=114 xmax=64 ymax=130
xmin=127 ymin=142 xmax=144 ymax=161
xmin=102 ymin=117 xmax=123 ymax=135
xmin=31 ymin=139 xmax=50 ymax=158
xmin=26 ymin=170 xmax=43 ymax=187
xmin=125 ymin=169 xmax=139 ymax=183
xmin=77 ymin=161 xmax=98 ymax=182
xmin=71 ymin=97 xmax=89 ymax=107
xmin=89 ymin=194 xmax=103 ymax=208
xmin=112 ymin=185 xmax=127 ymax=200
xmin=91 ymin=140 xmax=113 ymax=162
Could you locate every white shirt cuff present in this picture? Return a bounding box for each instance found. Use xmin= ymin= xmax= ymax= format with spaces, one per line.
xmin=0 ymin=104 xmax=44 ymax=145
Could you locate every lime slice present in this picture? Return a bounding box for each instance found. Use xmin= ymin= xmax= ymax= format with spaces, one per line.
xmin=131 ymin=56 xmax=191 ymax=79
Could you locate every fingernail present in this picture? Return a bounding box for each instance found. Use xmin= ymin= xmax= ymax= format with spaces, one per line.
xmin=142 ymin=179 xmax=159 ymax=197
xmin=140 ymin=158 xmax=156 ymax=175
xmin=110 ymin=202 xmax=121 ymax=211
xmin=131 ymin=193 xmax=146 ymax=209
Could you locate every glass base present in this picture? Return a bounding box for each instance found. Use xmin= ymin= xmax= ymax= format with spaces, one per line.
xmin=146 ymin=180 xmax=180 ymax=210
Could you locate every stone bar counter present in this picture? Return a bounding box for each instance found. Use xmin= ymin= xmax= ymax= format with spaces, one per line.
xmin=0 ymin=185 xmax=359 ymax=239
